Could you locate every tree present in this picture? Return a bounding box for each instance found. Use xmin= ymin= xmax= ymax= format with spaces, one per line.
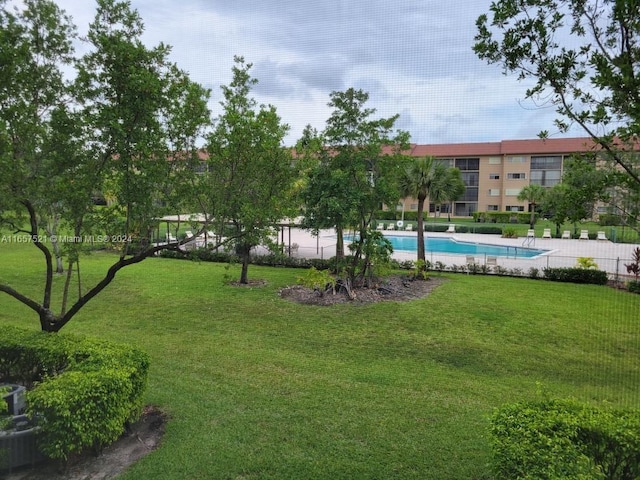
xmin=399 ymin=157 xmax=447 ymax=267
xmin=0 ymin=0 xmax=210 ymax=332
xmin=430 ymin=166 xmax=466 ymax=222
xmin=542 ymin=154 xmax=610 ymax=235
xmin=517 ymin=184 xmax=547 ymax=229
xmin=299 ymin=88 xmax=409 ymax=285
xmin=204 ymin=57 xmax=297 ymax=284
xmin=474 ymin=0 xmax=640 ymax=227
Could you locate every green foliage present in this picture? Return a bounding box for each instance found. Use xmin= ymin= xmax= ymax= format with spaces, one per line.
xmin=543 ymin=267 xmax=609 ymax=285
xmin=577 ymin=257 xmax=599 ymax=270
xmin=0 ymin=0 xmax=211 ymax=331
xmin=624 ymin=247 xmax=640 ymax=280
xmin=296 ymin=88 xmax=410 ymax=279
xmin=202 ymin=57 xmax=297 ymax=285
xmin=0 ymin=326 xmax=149 ymax=462
xmin=473 ymin=212 xmax=533 ymax=224
xmin=502 ymin=227 xmax=518 ymax=238
xmin=296 ymin=267 xmax=336 ymax=296
xmin=474 ymin=0 xmax=640 ymax=225
xmin=627 ymin=280 xmax=640 ymax=294
xmin=489 ymin=397 xmax=640 ymax=480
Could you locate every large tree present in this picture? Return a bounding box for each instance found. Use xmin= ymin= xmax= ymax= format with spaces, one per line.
xmin=203 ymin=57 xmax=297 ymax=284
xmin=0 ymin=0 xmax=210 ymax=332
xmin=474 ymin=0 xmax=640 ymax=227
xmin=299 ymin=88 xmax=409 ymax=284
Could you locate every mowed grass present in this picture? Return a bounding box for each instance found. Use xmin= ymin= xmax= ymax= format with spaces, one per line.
xmin=1 ymin=241 xmax=639 ymax=479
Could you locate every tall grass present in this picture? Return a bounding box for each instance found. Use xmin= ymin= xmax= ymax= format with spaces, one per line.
xmin=1 ymin=241 xmax=639 ymax=479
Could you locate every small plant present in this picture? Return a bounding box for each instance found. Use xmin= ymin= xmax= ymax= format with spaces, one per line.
xmin=434 ymin=261 xmax=446 ymax=272
xmin=508 ymin=267 xmax=523 ymax=276
xmin=493 ymin=265 xmax=508 ymax=276
xmin=501 ymin=227 xmax=518 ymax=238
xmin=297 ymin=267 xmax=336 ymax=297
xmin=0 ymin=385 xmax=11 ymax=431
xmin=625 ymin=247 xmax=640 ymax=280
xmin=576 ymin=257 xmax=599 ymax=269
xmin=398 ymin=260 xmax=415 ymax=270
xmin=528 ymin=267 xmax=540 ymax=279
xmin=411 ymin=260 xmax=430 ymax=280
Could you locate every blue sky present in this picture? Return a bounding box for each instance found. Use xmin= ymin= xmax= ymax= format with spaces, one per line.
xmin=52 ymin=0 xmax=586 ymax=146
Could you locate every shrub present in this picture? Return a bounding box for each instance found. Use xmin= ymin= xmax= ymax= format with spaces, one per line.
xmin=628 ymin=280 xmax=640 ymax=294
xmin=528 ymin=267 xmax=541 ymax=279
xmin=502 ymin=227 xmax=518 ymax=238
xmin=0 ymin=326 xmax=149 ymax=463
xmin=473 ymin=226 xmax=503 ymax=235
xmin=489 ymin=397 xmax=640 ymax=480
xmin=543 ymin=267 xmax=608 ymax=285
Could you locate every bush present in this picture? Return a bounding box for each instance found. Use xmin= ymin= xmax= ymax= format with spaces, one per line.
xmin=0 ymin=326 xmax=149 ymax=462
xmin=489 ymin=397 xmax=640 ymax=480
xmin=628 ymin=280 xmax=640 ymax=294
xmin=543 ymin=267 xmax=609 ymax=285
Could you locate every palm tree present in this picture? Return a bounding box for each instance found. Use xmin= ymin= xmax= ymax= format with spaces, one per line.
xmin=517 ymin=184 xmax=547 ymax=229
xmin=399 ymin=157 xmax=447 ymax=268
xmin=430 ymin=167 xmax=465 ymax=221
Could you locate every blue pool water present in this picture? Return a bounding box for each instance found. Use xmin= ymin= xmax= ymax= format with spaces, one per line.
xmin=346 ymin=234 xmax=548 ymax=258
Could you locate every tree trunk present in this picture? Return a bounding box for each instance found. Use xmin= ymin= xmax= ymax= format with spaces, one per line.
xmin=416 ymin=196 xmax=426 ymax=266
xmin=335 ymin=225 xmax=345 ymax=260
xmin=529 ymin=204 xmax=536 ymax=229
xmin=237 ymin=243 xmax=251 ymax=284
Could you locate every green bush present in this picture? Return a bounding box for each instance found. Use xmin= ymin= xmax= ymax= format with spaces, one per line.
xmin=543 ymin=267 xmax=609 ymax=285
xmin=628 ymin=280 xmax=640 ymax=294
xmin=489 ymin=397 xmax=640 ymax=480
xmin=473 ymin=211 xmax=533 ymax=224
xmin=0 ymin=326 xmax=149 ymax=462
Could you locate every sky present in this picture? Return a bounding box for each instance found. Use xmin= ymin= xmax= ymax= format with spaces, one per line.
xmin=49 ymin=0 xmax=587 ymax=147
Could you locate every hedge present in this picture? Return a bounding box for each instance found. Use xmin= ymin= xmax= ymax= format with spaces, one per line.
xmin=542 ymin=267 xmax=609 ymax=285
xmin=0 ymin=326 xmax=149 ymax=462
xmin=490 ymin=397 xmax=640 ymax=479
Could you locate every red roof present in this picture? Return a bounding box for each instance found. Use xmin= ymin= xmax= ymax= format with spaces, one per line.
xmin=408 ymin=137 xmax=600 ymax=157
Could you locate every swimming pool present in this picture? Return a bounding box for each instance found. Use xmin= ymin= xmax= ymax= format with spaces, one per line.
xmin=346 ymin=234 xmax=548 ymax=258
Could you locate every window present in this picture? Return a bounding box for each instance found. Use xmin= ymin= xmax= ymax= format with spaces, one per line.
xmin=530 ymin=170 xmax=561 ymax=187
xmin=506 ymin=205 xmax=524 ymax=212
xmin=461 ymin=187 xmax=478 ymax=201
xmin=488 ymin=189 xmax=500 ymax=196
xmin=455 ymin=158 xmax=480 ymax=170
xmin=531 ymin=155 xmax=562 ymax=169
xmin=507 ymin=172 xmax=526 ymax=180
xmin=487 ymin=205 xmax=499 ymax=211
xmin=489 ymin=173 xmax=500 ymax=180
xmin=508 ymin=156 xmax=527 ymax=163
xmin=488 ymin=157 xmax=502 ymax=164
xmin=410 ymin=203 xmax=418 ymax=210
xmin=505 ymin=188 xmax=520 ymax=196
xmin=461 ymin=171 xmax=479 ymax=187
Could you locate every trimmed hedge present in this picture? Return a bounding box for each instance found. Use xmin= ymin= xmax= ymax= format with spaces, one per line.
xmin=490 ymin=398 xmax=640 ymax=479
xmin=543 ymin=267 xmax=609 ymax=285
xmin=0 ymin=326 xmax=149 ymax=462
xmin=473 ymin=211 xmax=534 ymax=224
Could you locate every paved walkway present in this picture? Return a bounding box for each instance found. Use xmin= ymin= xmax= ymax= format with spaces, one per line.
xmin=279 ymin=227 xmax=639 ymax=278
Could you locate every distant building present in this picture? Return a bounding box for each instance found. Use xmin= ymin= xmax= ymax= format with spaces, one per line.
xmin=400 ymin=137 xmax=605 ymax=217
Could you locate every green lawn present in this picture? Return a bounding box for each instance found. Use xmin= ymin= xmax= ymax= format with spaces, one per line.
xmin=1 ymin=241 xmax=639 ymax=479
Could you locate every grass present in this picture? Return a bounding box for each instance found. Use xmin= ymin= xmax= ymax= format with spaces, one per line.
xmin=1 ymin=240 xmax=639 ymax=479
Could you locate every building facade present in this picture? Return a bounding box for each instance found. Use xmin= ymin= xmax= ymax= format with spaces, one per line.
xmin=399 ymin=137 xmax=600 ymax=217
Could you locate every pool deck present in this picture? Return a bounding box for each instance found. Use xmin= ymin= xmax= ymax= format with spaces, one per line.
xmin=278 ymin=227 xmax=639 ymax=278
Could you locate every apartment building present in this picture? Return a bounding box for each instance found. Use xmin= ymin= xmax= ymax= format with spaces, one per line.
xmin=399 ymin=137 xmax=601 ymax=217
